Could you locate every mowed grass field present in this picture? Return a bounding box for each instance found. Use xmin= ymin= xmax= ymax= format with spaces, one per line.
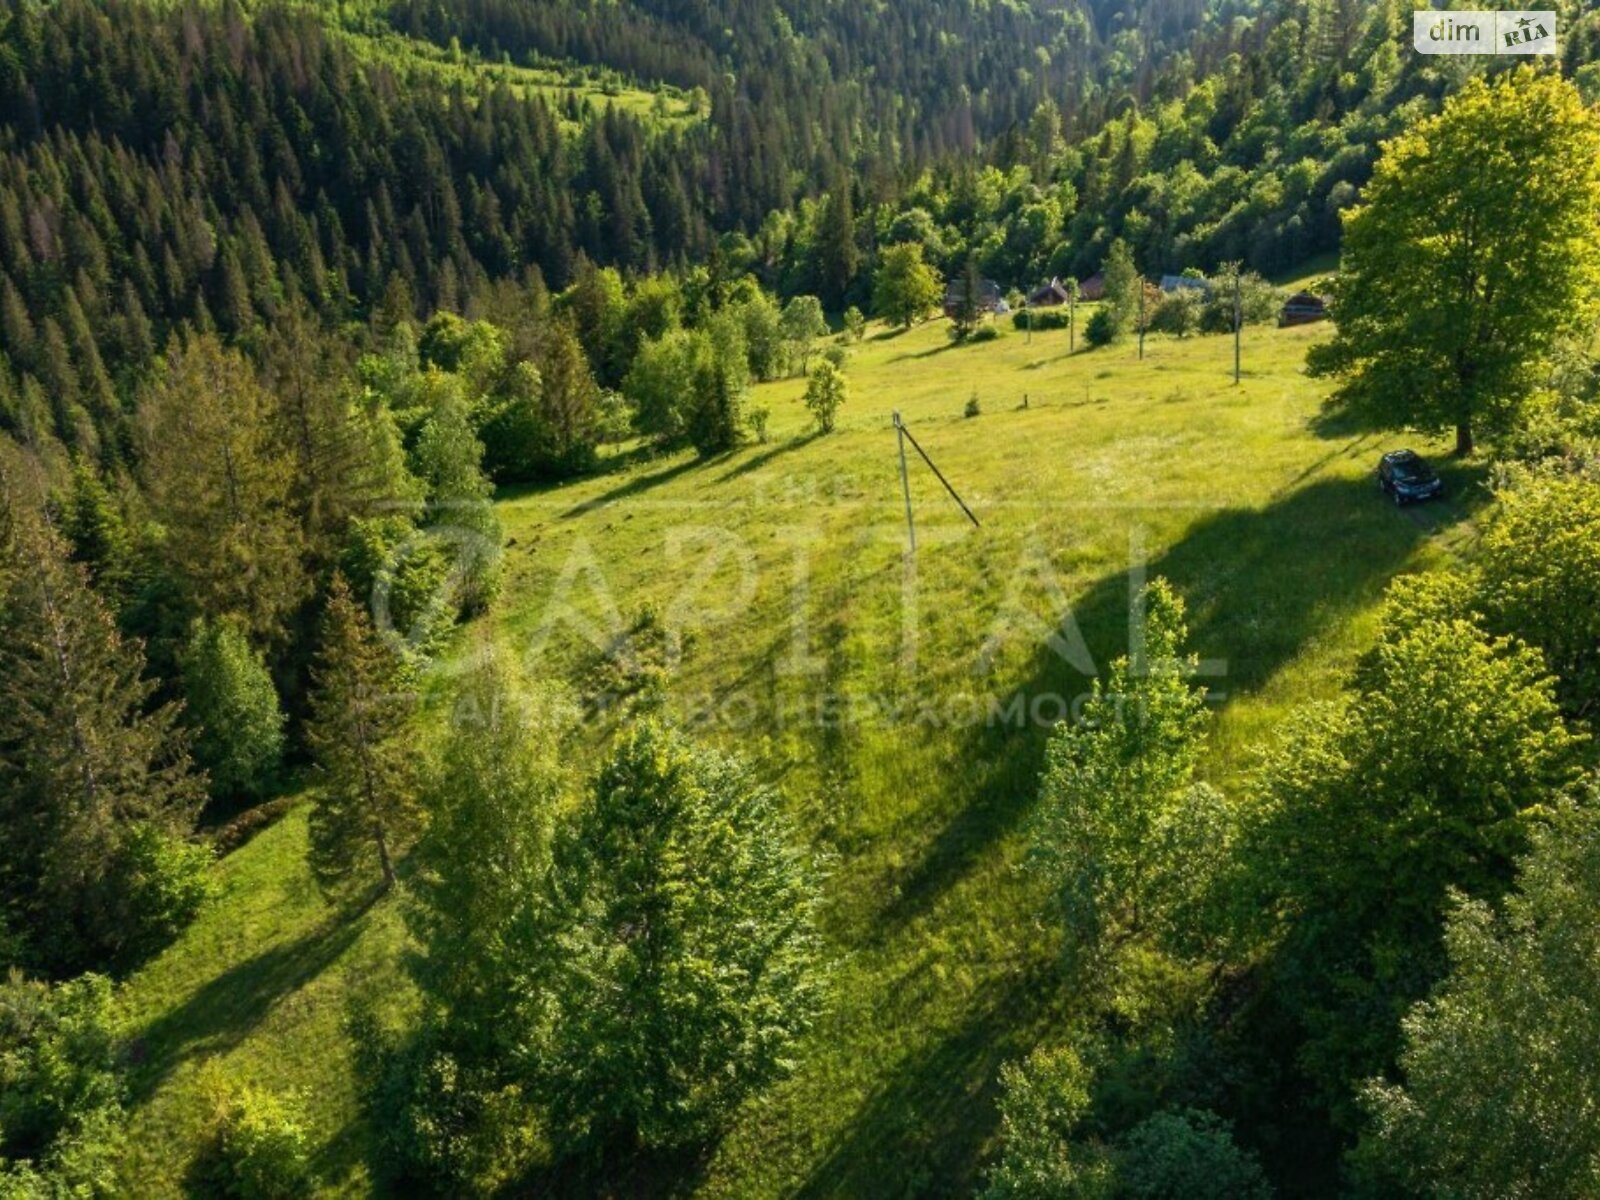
xmin=116 ymin=308 xmax=1486 ymax=1196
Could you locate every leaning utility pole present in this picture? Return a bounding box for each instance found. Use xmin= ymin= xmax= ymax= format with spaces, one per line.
xmin=892 ymin=411 xmax=981 ymax=554
xmin=894 ymin=410 xmax=915 ymax=552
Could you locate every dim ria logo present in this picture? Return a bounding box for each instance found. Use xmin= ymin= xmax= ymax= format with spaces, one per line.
xmin=1414 ymin=10 xmax=1556 ymax=55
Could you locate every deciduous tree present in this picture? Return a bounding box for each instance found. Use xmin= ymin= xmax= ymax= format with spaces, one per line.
xmin=1308 ymin=69 xmax=1600 ymax=455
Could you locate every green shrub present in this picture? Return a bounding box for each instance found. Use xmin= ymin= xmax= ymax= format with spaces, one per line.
xmin=194 ymin=1082 xmax=314 ymax=1200
xmin=1115 ymin=1109 xmax=1269 ymax=1199
xmin=1084 ymin=307 xmax=1117 ymax=347
xmin=1011 ymin=308 xmax=1071 ymax=332
xmin=969 ymin=324 xmax=1001 ymax=343
xmin=803 ymin=360 xmax=848 ymax=434
xmin=965 ymin=394 xmax=982 ymax=418
xmin=102 ymin=824 xmax=214 ymax=966
xmin=1148 ymin=290 xmax=1203 ymax=337
xmin=747 ymin=405 xmax=771 ymax=444
xmin=0 ymin=973 xmax=124 ymax=1198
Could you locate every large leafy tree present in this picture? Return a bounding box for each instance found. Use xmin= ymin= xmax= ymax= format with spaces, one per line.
xmin=304 ymin=574 xmax=421 ymax=894
xmin=410 ymin=374 xmax=503 ymax=618
xmin=548 ymin=721 xmax=824 ymax=1152
xmin=1472 ymin=470 xmax=1600 ymax=716
xmin=1360 ymin=800 xmax=1600 ymax=1197
xmin=0 ymin=472 xmax=207 ymax=973
xmin=1245 ymin=587 xmax=1583 ymax=1122
xmin=873 ymin=242 xmax=943 ymax=328
xmin=1308 ymin=69 xmax=1600 ymax=455
xmin=382 ymin=650 xmax=567 ymax=1192
xmin=408 ymin=650 xmax=564 ymax=1048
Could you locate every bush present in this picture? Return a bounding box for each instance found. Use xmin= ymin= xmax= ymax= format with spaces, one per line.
xmin=1148 ymin=290 xmax=1203 ymax=337
xmin=357 ymin=1024 xmax=543 ymax=1196
xmin=965 ymin=394 xmax=982 ymax=418
xmin=339 ymin=516 xmax=454 ymax=666
xmin=0 ymin=973 xmax=124 ymax=1198
xmin=1115 ymin=1109 xmax=1269 ymax=1199
xmin=969 ymin=324 xmax=1001 ymax=343
xmin=102 ymin=824 xmax=214 ymax=966
xmin=1199 ymin=270 xmax=1280 ymax=333
xmin=803 ymin=360 xmax=848 ymax=434
xmin=1084 ymin=307 xmax=1117 ymax=347
xmin=980 ymin=1045 xmax=1110 ymax=1200
xmin=1011 ymin=308 xmax=1071 ymax=332
xmin=193 ymin=1082 xmax=315 ymax=1200
xmin=747 ymin=405 xmax=771 ymax=444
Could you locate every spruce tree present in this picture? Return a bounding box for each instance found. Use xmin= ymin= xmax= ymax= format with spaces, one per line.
xmin=549 ymin=721 xmax=824 ymax=1152
xmin=178 ymin=617 xmax=286 ymax=802
xmin=0 ymin=468 xmax=206 ymax=972
xmin=304 ymin=573 xmax=420 ymax=894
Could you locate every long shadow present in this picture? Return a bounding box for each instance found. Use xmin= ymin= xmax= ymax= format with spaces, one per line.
xmin=125 ymin=914 xmax=366 ymax=1101
xmin=559 ymin=454 xmax=703 ymax=519
xmin=875 ymin=473 xmax=1482 ymax=935
xmin=795 ymin=961 xmax=1063 ymax=1199
xmin=715 ymin=431 xmax=821 ymax=483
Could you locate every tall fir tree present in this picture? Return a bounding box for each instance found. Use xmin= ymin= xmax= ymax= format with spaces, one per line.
xmin=0 ymin=464 xmax=206 ymax=972
xmin=304 ymin=573 xmax=421 ymax=894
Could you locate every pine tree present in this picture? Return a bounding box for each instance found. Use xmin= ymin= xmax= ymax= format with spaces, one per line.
xmin=0 ymin=466 xmax=206 ymax=971
xmin=304 ymin=573 xmax=420 ymax=894
xmin=411 ymin=377 xmax=502 ymax=617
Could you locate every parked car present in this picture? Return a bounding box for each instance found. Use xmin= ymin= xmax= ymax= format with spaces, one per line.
xmin=1377 ymin=450 xmax=1443 ymax=505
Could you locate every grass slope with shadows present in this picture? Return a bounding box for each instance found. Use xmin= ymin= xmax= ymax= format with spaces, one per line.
xmin=116 ymin=312 xmax=1485 ymax=1197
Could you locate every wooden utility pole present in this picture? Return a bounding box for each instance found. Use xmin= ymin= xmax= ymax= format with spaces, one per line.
xmin=1138 ymin=278 xmax=1146 ymax=360
xmin=892 ymin=411 xmax=980 ymax=555
xmin=1233 ymin=270 xmax=1242 ymax=385
xmin=894 ymin=411 xmax=915 ymax=552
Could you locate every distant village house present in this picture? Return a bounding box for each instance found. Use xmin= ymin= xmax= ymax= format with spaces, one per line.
xmin=943 ymin=276 xmax=1005 ymax=319
xmin=1279 ymin=291 xmax=1329 ymax=326
xmin=1076 ymin=272 xmax=1105 ymax=301
xmin=1026 ymin=277 xmax=1073 ymax=307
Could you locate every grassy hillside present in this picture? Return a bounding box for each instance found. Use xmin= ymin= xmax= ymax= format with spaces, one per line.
xmin=117 ymin=313 xmax=1485 ymax=1196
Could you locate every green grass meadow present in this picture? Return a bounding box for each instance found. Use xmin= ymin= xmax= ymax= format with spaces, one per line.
xmin=117 ymin=310 xmax=1486 ymax=1196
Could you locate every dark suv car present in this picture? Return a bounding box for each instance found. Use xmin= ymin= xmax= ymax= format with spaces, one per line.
xmin=1378 ymin=450 xmax=1443 ymax=505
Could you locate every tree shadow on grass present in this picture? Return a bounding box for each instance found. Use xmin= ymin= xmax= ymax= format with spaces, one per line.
xmin=715 ymin=431 xmax=822 ymax=483
xmin=874 ymin=473 xmax=1481 ymax=936
xmin=795 ymin=960 xmax=1064 ymax=1199
xmin=125 ymin=913 xmax=368 ymax=1102
xmin=560 ymin=454 xmax=706 ymax=519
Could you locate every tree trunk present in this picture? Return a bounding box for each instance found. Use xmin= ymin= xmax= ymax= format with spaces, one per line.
xmin=1455 ymin=421 xmax=1473 ymax=457
xmin=374 ymin=825 xmax=395 ymax=890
